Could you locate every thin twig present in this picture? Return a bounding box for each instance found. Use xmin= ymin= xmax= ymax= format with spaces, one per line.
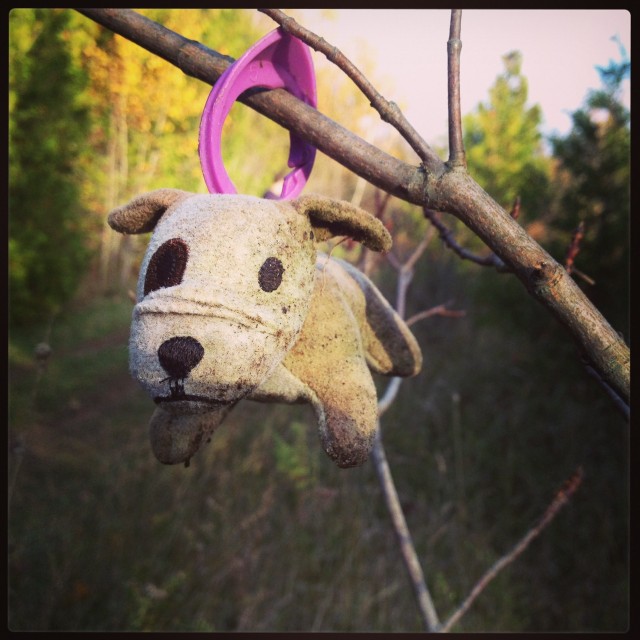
xmin=395 ymin=254 xmax=427 ymax=319
xmin=377 ymin=378 xmax=403 ymax=417
xmin=440 ymin=467 xmax=584 ymax=633
xmin=357 ymin=188 xmax=393 ymax=276
xmin=424 ymin=208 xmax=508 ymax=271
xmin=583 ymin=363 xmax=629 ymax=420
xmin=564 ymin=221 xmax=585 ymax=275
xmin=447 ymin=10 xmax=466 ymax=168
xmin=407 ymin=303 xmax=466 ymax=327
xmin=509 ymin=196 xmax=521 ymax=221
xmin=385 ymin=250 xmax=403 ymax=272
xmin=374 ymin=189 xmax=392 ymax=217
xmin=259 ymin=8 xmax=441 ymax=173
xmin=563 ymin=221 xmax=596 ymax=285
xmin=406 ymin=226 xmax=437 ymax=272
xmin=572 ymin=268 xmax=596 ymax=286
xmin=386 ymin=224 xmax=437 ymax=318
xmin=371 ymin=430 xmax=441 ymax=632
xmin=372 ymin=222 xmax=443 ymax=631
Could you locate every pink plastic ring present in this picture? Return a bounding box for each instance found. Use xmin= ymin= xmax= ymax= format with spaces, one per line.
xmin=199 ymin=28 xmax=317 ymax=199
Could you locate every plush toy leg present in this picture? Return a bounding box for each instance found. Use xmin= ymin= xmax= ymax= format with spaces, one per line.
xmin=249 ymin=362 xmax=334 ymax=449
xmin=331 ymin=258 xmax=423 ymax=377
xmin=250 ymin=363 xmax=320 ymax=405
xmin=149 ymin=405 xmax=234 ymax=465
xmin=283 ymin=276 xmax=379 ymax=468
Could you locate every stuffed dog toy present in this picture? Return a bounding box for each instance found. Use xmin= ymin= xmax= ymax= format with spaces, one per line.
xmin=109 ymin=189 xmax=422 ymax=468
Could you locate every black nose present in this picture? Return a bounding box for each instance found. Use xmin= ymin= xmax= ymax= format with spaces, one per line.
xmin=158 ymin=336 xmax=204 ymax=379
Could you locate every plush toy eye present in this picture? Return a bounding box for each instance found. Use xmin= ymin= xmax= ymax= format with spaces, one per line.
xmin=144 ymin=238 xmax=189 ymax=296
xmin=258 ymin=257 xmax=284 ymax=292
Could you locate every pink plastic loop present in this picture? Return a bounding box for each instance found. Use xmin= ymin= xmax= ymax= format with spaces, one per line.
xmin=199 ymin=28 xmax=317 ymax=199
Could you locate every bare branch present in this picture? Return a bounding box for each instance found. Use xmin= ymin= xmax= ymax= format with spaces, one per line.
xmin=564 ymin=221 xmax=585 ymax=275
xmin=377 ymin=378 xmax=403 ymax=417
xmin=424 ymin=208 xmax=508 ymax=271
xmin=259 ymin=8 xmax=441 ymax=173
xmin=387 ymin=225 xmax=436 ymax=279
xmin=447 ymin=10 xmax=466 ymax=168
xmin=407 ymin=303 xmax=466 ymax=327
xmin=583 ymin=363 xmax=629 ymax=420
xmin=75 ymin=8 xmax=630 ymax=406
xmin=373 ymin=220 xmax=443 ymax=631
xmin=563 ymin=221 xmax=595 ymax=286
xmin=572 ymin=268 xmax=596 ymax=286
xmin=371 ymin=430 xmax=441 ymax=632
xmin=374 ymin=188 xmax=393 ymax=216
xmin=440 ymin=467 xmax=584 ymax=633
xmin=572 ymin=266 xmax=596 ymax=286
xmin=385 ymin=250 xmax=403 ymax=272
xmin=407 ymin=226 xmax=438 ymax=272
xmin=357 ymin=189 xmax=393 ymax=275
xmin=509 ymin=196 xmax=521 ymax=221
xmin=75 ymin=9 xmax=426 ymax=204
xmin=395 ymin=270 xmax=413 ymax=325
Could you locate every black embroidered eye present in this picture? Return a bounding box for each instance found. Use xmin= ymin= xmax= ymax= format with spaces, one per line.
xmin=144 ymin=238 xmax=189 ymax=296
xmin=258 ymin=257 xmax=284 ymax=292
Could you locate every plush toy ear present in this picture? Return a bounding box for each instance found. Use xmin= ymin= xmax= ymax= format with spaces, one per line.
xmin=108 ymin=189 xmax=193 ymax=234
xmin=292 ymin=194 xmax=392 ymax=253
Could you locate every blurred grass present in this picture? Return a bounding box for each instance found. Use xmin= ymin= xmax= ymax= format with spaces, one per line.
xmin=8 ymin=254 xmax=628 ymax=632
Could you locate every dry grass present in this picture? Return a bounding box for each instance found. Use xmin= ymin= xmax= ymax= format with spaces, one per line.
xmin=8 ymin=259 xmax=629 ymax=631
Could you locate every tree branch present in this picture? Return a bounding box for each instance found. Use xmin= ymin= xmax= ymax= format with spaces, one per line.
xmin=371 ymin=428 xmax=441 ymax=632
xmin=374 ymin=225 xmax=441 ymax=632
xmin=447 ymin=10 xmax=466 ymax=168
xmin=258 ymin=8 xmax=442 ymax=174
xmin=564 ymin=221 xmax=584 ymax=275
xmin=74 ymin=8 xmax=630 ymax=405
xmin=430 ymin=172 xmax=629 ymax=403
xmin=407 ymin=302 xmax=466 ymax=327
xmin=440 ymin=467 xmax=584 ymax=633
xmin=75 ymin=8 xmax=426 ymax=204
xmin=583 ymin=363 xmax=630 ymax=420
xmin=424 ymin=208 xmax=508 ymax=271
xmin=509 ymin=196 xmax=521 ymax=221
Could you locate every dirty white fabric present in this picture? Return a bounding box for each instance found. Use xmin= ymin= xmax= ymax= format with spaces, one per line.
xmin=109 ymin=190 xmax=422 ymax=467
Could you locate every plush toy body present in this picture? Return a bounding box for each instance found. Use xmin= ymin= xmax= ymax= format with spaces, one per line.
xmin=109 ymin=190 xmax=422 ymax=468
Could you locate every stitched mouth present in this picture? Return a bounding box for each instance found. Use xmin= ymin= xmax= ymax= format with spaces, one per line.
xmin=153 ymin=375 xmax=252 ymax=410
xmin=154 ymin=394 xmax=232 ymax=407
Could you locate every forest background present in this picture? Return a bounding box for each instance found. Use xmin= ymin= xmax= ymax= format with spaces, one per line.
xmin=8 ymin=8 xmax=630 ymax=632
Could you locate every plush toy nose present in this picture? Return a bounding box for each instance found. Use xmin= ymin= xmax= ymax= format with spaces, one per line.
xmin=158 ymin=336 xmax=204 ymax=379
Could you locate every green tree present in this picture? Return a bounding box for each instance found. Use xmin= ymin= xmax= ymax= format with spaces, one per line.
xmin=451 ymin=50 xmax=555 ymax=332
xmin=549 ymin=46 xmax=630 ymax=336
xmin=463 ymin=51 xmax=551 ymax=224
xmin=9 ymin=9 xmax=91 ymax=326
xmin=65 ymin=9 xmax=279 ymax=292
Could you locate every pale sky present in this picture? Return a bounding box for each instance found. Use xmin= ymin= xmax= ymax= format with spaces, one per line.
xmin=253 ymin=9 xmax=631 ymax=149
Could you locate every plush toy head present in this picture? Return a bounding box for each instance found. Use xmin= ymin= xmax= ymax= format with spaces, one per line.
xmin=109 ymin=189 xmax=420 ymax=466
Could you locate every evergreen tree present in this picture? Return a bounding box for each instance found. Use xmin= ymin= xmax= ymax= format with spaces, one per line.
xmin=9 ymin=9 xmax=91 ymax=326
xmin=456 ymin=50 xmax=554 ymax=332
xmin=549 ymin=44 xmax=630 ymax=336
xmin=463 ymin=51 xmax=551 ymax=223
